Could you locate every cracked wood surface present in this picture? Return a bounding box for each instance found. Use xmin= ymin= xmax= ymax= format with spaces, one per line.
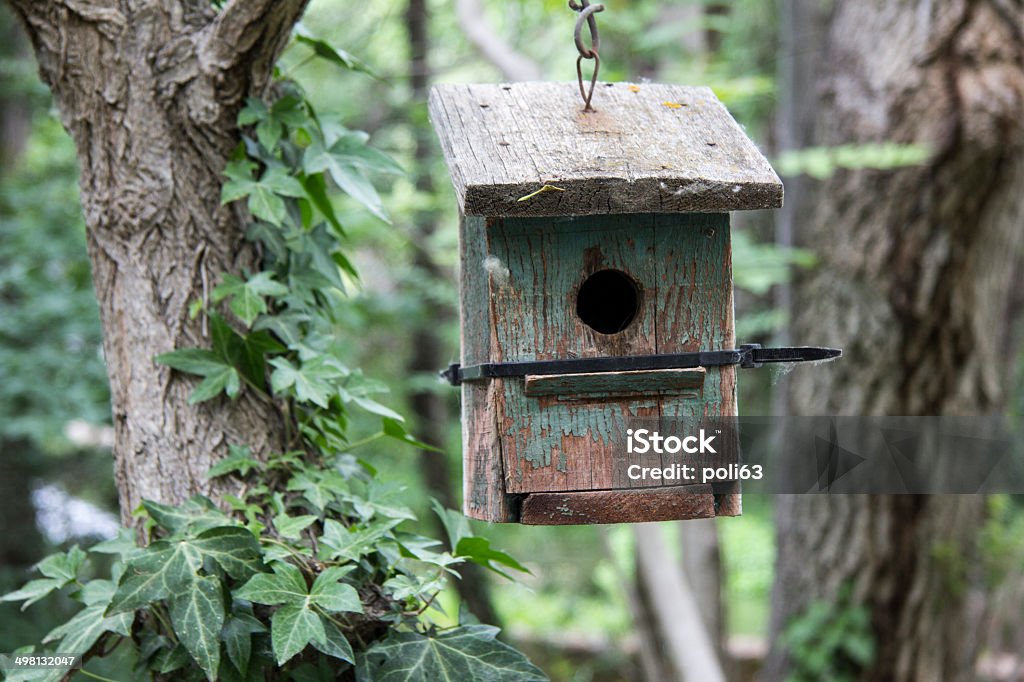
xmin=429 ymin=81 xmax=783 ymax=217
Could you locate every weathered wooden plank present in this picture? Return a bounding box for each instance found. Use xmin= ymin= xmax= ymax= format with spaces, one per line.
xmin=428 ymin=82 xmax=783 ymax=217
xmin=654 ymin=213 xmax=740 ymax=514
xmin=524 ymin=368 xmax=705 ymax=398
xmin=459 ymin=215 xmax=519 ymax=522
xmin=520 ymin=485 xmax=718 ymax=525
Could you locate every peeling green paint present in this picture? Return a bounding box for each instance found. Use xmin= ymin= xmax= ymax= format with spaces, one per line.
xmin=479 ymin=213 xmax=735 ymax=493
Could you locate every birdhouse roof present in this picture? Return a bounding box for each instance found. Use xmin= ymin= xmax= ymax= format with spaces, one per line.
xmin=428 ymin=82 xmax=783 ymax=217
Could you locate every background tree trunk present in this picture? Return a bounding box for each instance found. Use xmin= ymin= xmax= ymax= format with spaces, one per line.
xmin=6 ymin=0 xmax=310 ymax=523
xmin=766 ymin=1 xmax=1024 ymax=681
xmin=0 ymin=4 xmax=31 ymax=167
xmin=405 ymin=0 xmax=500 ymax=627
xmin=679 ymin=519 xmax=724 ymax=657
xmin=634 ymin=524 xmax=725 ymax=682
xmin=0 ymin=7 xmax=45 ymax=570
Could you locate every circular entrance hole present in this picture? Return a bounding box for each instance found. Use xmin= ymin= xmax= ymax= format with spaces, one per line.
xmin=576 ymin=269 xmax=641 ymax=335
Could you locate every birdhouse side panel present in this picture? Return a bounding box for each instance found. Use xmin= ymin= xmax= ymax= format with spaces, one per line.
xmin=459 ymin=215 xmax=517 ymax=522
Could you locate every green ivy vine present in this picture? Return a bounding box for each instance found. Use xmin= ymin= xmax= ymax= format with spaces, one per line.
xmin=2 ymin=35 xmax=544 ymax=682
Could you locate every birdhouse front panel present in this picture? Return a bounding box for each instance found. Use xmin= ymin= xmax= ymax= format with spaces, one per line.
xmin=429 ymin=82 xmax=786 ymax=524
xmin=484 ymin=212 xmax=735 ymax=494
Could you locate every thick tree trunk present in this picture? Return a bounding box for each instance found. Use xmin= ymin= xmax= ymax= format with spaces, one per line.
xmin=766 ymin=1 xmax=1024 ymax=681
xmin=7 ymin=0 xmax=309 ymax=523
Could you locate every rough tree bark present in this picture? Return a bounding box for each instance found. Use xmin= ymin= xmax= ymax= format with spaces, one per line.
xmin=6 ymin=0 xmax=310 ymax=523
xmin=766 ymin=2 xmax=1024 ymax=681
xmin=405 ymin=0 xmax=501 ymax=627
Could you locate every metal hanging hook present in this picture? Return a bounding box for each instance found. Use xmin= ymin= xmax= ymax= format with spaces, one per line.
xmin=569 ymin=0 xmax=604 ymax=111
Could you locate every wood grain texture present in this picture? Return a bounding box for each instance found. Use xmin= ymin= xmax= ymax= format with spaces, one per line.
xmin=428 ymin=82 xmax=782 ymax=217
xmin=519 ymin=485 xmax=717 ymax=525
xmin=460 ymin=215 xmax=519 ymax=522
xmin=524 ymin=368 xmax=705 ymax=398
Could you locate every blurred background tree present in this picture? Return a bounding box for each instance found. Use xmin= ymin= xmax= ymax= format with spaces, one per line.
xmin=1 ymin=1 xmax=1022 ymax=680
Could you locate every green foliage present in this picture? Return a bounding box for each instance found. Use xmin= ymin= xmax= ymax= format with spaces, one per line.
xmin=3 ymin=35 xmax=541 ymax=682
xmin=360 ymin=625 xmax=547 ymax=681
xmin=775 ymin=143 xmax=933 ymax=180
xmin=781 ymin=584 xmax=875 ymax=682
xmin=979 ymin=495 xmax=1024 ymax=588
xmin=0 ymin=116 xmax=110 ymax=449
xmin=732 ymin=229 xmax=816 ymax=296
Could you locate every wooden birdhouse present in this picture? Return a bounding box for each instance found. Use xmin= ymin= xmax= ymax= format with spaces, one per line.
xmin=429 ymin=82 xmax=793 ymax=525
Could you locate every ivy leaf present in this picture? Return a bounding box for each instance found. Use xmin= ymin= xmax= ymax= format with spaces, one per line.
xmin=234 ymin=561 xmax=307 ymax=606
xmin=301 ymin=173 xmax=346 ymax=239
xmin=79 ymin=578 xmax=117 ymax=607
xmin=310 ymin=567 xmax=362 ymax=614
xmin=89 ymin=529 xmax=141 ymax=559
xmin=169 ymin=574 xmax=225 ymax=681
xmin=261 ymin=167 xmax=306 ymax=199
xmin=37 ymin=605 xmax=133 ymax=682
xmin=274 ymin=513 xmax=318 ymax=540
xmin=190 ymin=527 xmax=264 ymax=581
xmin=293 ymin=31 xmax=377 ymax=78
xmin=142 ymin=496 xmax=229 ymax=534
xmin=359 ymin=625 xmax=547 ymax=682
xmin=154 ymin=644 xmax=191 ymax=676
xmin=208 ymin=444 xmax=262 ymax=479
xmin=155 ymin=348 xmax=240 ymax=404
xmin=213 ymin=272 xmax=288 ymax=327
xmin=1 ymin=579 xmax=62 ymax=611
xmin=269 ymin=357 xmax=333 ymax=407
xmin=430 ymin=501 xmax=528 ymax=577
xmin=312 ymin=616 xmax=355 ymax=663
xmin=327 ymin=133 xmax=404 ymax=176
xmin=222 ymin=609 xmax=265 ymax=677
xmin=431 ymin=500 xmax=472 ymax=552
xmin=343 ymin=393 xmax=403 ymax=421
xmin=237 ymin=98 xmax=269 ymax=127
xmin=152 ymin=348 xmax=226 ymax=376
xmin=382 ymin=417 xmax=442 ymax=451
xmin=271 ymin=601 xmax=326 ymax=665
xmin=318 ymin=518 xmax=402 ymax=563
xmin=107 ymin=524 xmax=257 ymax=617
xmin=303 ymin=140 xmax=391 ymax=223
xmin=190 ymin=366 xmax=241 ymax=403
xmin=454 ymin=537 xmax=530 ymax=578
xmin=353 ymin=481 xmax=416 ymax=522
xmin=221 ymin=163 xmax=303 ymax=227
xmin=107 ymin=540 xmax=202 ymax=613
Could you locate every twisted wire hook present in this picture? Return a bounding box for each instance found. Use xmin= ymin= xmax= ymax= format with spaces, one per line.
xmin=569 ymin=0 xmax=604 ymax=111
